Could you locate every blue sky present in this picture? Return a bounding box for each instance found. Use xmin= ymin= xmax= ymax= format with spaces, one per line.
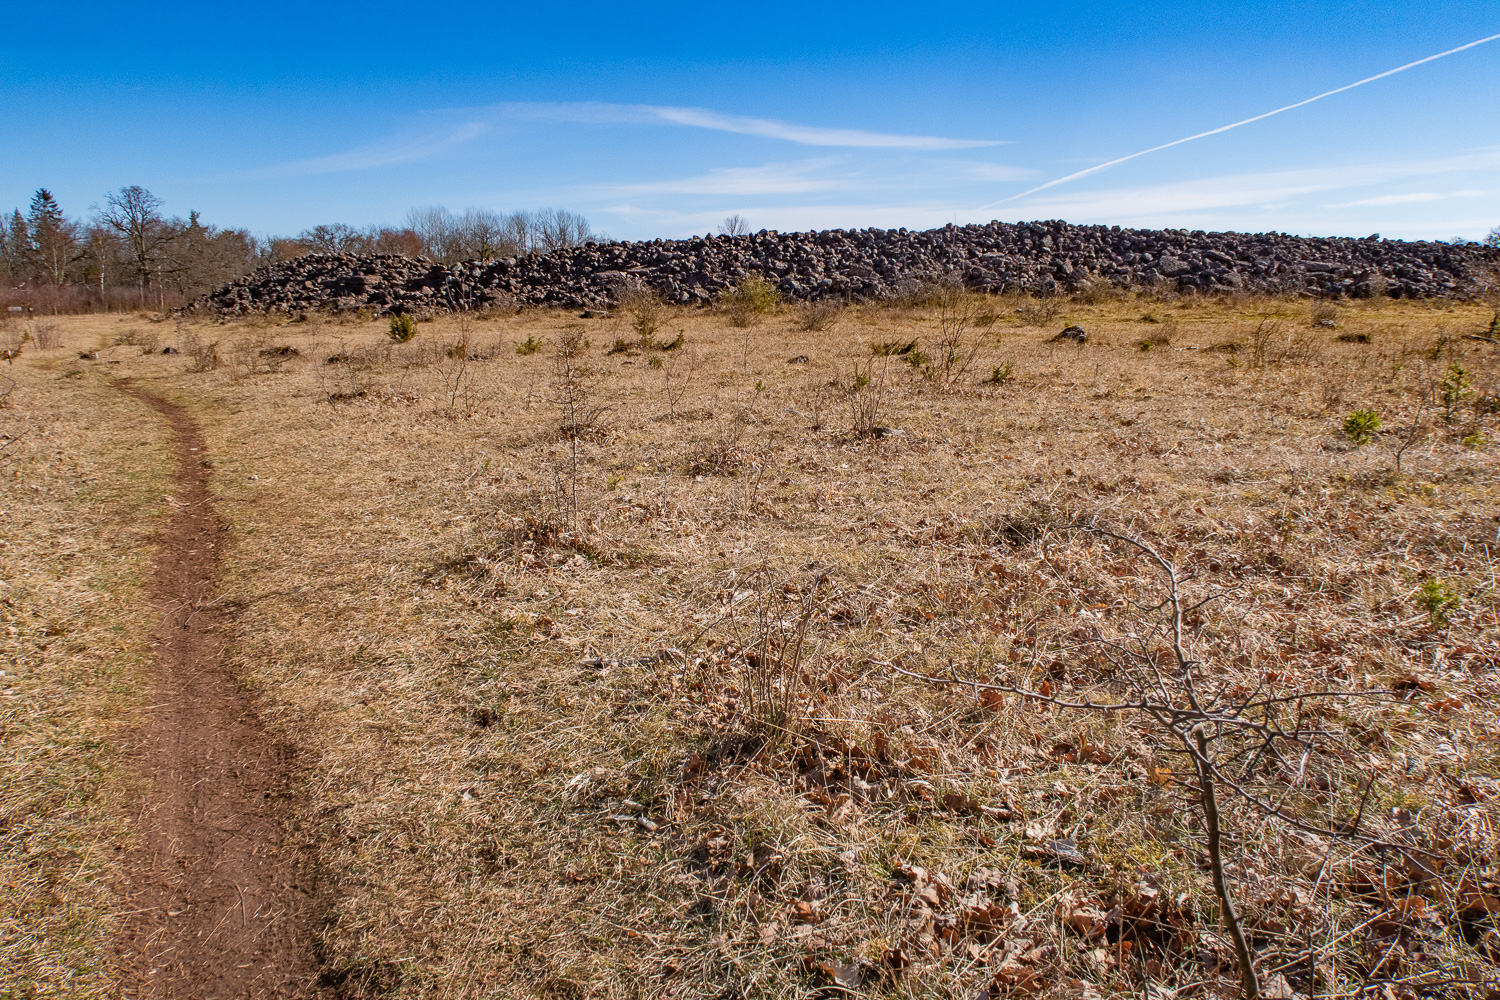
xmin=3 ymin=1 xmax=1497 ymax=242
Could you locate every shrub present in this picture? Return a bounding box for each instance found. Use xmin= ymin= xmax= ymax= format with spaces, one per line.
xmin=1015 ymin=297 xmax=1061 ymax=326
xmin=620 ymin=286 xmax=663 ymax=343
xmin=1250 ymin=319 xmax=1284 ymax=367
xmin=988 ymin=363 xmax=1014 ymax=385
xmin=723 ymin=276 xmax=780 ymax=327
xmin=795 ymin=300 xmax=842 ymax=332
xmin=1342 ymin=409 xmax=1380 ymax=445
xmin=1137 ymin=332 xmax=1171 ymax=351
xmin=516 ymin=335 xmax=542 ymax=356
xmin=930 ymin=280 xmax=981 ymax=386
xmin=1441 ymin=363 xmax=1474 ymax=422
xmin=29 ymin=320 xmax=63 ymax=350
xmin=182 ymin=332 xmax=220 ymax=372
xmin=388 ymin=313 xmax=417 ymax=343
xmin=1417 ymin=577 xmax=1461 ymax=628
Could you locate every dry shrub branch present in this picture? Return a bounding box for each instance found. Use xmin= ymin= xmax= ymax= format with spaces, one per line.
xmin=893 ymin=521 xmax=1424 ymax=1000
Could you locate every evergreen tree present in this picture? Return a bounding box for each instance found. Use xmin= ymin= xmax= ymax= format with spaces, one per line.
xmin=27 ymin=189 xmax=77 ymax=286
xmin=2 ymin=210 xmax=27 ymax=284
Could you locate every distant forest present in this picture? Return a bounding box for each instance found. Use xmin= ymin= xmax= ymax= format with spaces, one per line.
xmin=0 ymin=186 xmax=598 ymax=312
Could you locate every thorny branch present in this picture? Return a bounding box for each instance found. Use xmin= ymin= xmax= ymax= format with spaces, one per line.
xmin=889 ymin=519 xmax=1417 ymax=1000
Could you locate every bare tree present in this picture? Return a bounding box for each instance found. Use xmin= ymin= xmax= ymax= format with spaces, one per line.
xmin=165 ymin=212 xmax=257 ymax=298
xmin=98 ymin=186 xmax=168 ymax=301
xmin=79 ymin=223 xmax=123 ymax=298
xmin=406 ymin=206 xmax=461 ymax=263
xmin=456 ymin=208 xmax=519 ymax=261
xmin=360 ymin=226 xmax=424 ymax=257
xmin=297 ymin=223 xmax=363 ymax=254
xmin=527 ymin=208 xmax=594 ymax=253
xmin=402 ymin=205 xmax=595 ymax=262
xmin=719 ymin=214 xmax=750 ymax=237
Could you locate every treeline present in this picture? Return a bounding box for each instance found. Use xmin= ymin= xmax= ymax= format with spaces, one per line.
xmin=0 ymin=187 xmax=598 ymax=313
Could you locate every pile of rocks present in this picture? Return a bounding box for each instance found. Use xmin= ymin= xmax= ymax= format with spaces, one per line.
xmin=198 ymin=220 xmax=1498 ymax=316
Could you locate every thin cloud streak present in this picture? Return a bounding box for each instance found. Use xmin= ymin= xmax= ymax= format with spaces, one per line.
xmin=608 ymin=160 xmax=852 ymax=196
xmin=637 ymin=105 xmax=1001 ymax=149
xmin=596 ymin=156 xmax=1035 ymax=198
xmin=1002 ymin=150 xmax=1500 ymax=219
xmin=589 ymin=149 xmax=1500 ymax=238
xmin=252 ymin=122 xmax=488 ymax=178
xmin=1325 ymin=189 xmax=1487 ymax=208
xmin=983 ymin=151 xmax=1500 ymax=229
xmin=490 ymin=101 xmax=1004 ymax=149
xmin=985 ymin=30 xmax=1500 ymax=207
xmin=253 ymin=100 xmax=1004 ymax=178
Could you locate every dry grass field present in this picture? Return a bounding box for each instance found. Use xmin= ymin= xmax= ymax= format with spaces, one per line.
xmin=4 ymin=288 xmax=1500 ymax=999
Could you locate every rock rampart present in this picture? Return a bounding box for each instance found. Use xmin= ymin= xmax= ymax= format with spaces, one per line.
xmin=198 ymin=220 xmax=1498 ymax=315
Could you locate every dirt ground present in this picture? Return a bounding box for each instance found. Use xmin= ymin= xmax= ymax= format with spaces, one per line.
xmin=3 ymin=289 xmax=1499 ymax=999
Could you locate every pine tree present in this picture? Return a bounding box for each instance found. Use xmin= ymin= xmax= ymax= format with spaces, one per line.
xmin=2 ymin=210 xmax=27 ymax=284
xmin=27 ymin=189 xmax=76 ymax=286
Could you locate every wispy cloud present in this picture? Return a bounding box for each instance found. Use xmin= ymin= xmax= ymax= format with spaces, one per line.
xmin=593 ymin=155 xmax=1035 ymax=201
xmin=628 ymin=104 xmax=1002 ymax=149
xmin=1324 ymin=189 xmax=1487 ymax=208
xmin=482 ymin=101 xmax=1004 ymax=148
xmin=252 ymin=122 xmax=488 ymax=178
xmin=252 ymin=100 xmax=1001 ymax=178
xmin=608 ymin=159 xmax=853 ymax=196
xmin=987 ymin=30 xmax=1500 ymax=205
xmin=997 ymin=149 xmax=1500 ymax=221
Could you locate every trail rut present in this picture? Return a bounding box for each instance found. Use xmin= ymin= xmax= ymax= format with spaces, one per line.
xmin=115 ymin=386 xmax=317 ymax=999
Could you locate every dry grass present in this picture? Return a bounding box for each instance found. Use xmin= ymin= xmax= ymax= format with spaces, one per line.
xmin=5 ymin=292 xmax=1500 ymax=998
xmin=1 ymin=353 xmax=170 ymax=995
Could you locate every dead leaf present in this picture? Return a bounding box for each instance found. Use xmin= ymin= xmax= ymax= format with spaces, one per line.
xmin=989 ymin=959 xmax=1043 ymax=995
xmin=1044 ymin=838 xmax=1088 ymax=867
xmin=792 ymin=899 xmax=821 ymax=923
xmin=1261 ymin=973 xmax=1304 ymax=999
xmin=818 ymin=960 xmax=863 ymax=988
xmin=1063 ymin=905 xmax=1108 ymax=938
xmin=943 ymin=791 xmax=980 ymax=814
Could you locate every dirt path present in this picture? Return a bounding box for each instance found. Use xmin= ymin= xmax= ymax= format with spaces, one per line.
xmin=114 ymin=385 xmax=317 ymax=999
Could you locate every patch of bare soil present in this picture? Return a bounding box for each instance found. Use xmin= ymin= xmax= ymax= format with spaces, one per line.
xmin=113 ymin=384 xmax=316 ymax=999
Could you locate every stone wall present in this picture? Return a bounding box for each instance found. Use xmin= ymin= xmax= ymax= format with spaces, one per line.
xmin=197 ymin=220 xmax=1499 ymax=316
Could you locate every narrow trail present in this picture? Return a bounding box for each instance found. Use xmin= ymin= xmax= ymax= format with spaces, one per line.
xmin=114 ymin=385 xmax=317 ymax=999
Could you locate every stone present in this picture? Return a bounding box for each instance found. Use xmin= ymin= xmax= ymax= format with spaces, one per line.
xmin=192 ymin=222 xmax=1498 ymax=317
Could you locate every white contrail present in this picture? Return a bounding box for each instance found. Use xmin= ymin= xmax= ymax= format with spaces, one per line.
xmin=983 ymin=31 xmax=1500 ymax=208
